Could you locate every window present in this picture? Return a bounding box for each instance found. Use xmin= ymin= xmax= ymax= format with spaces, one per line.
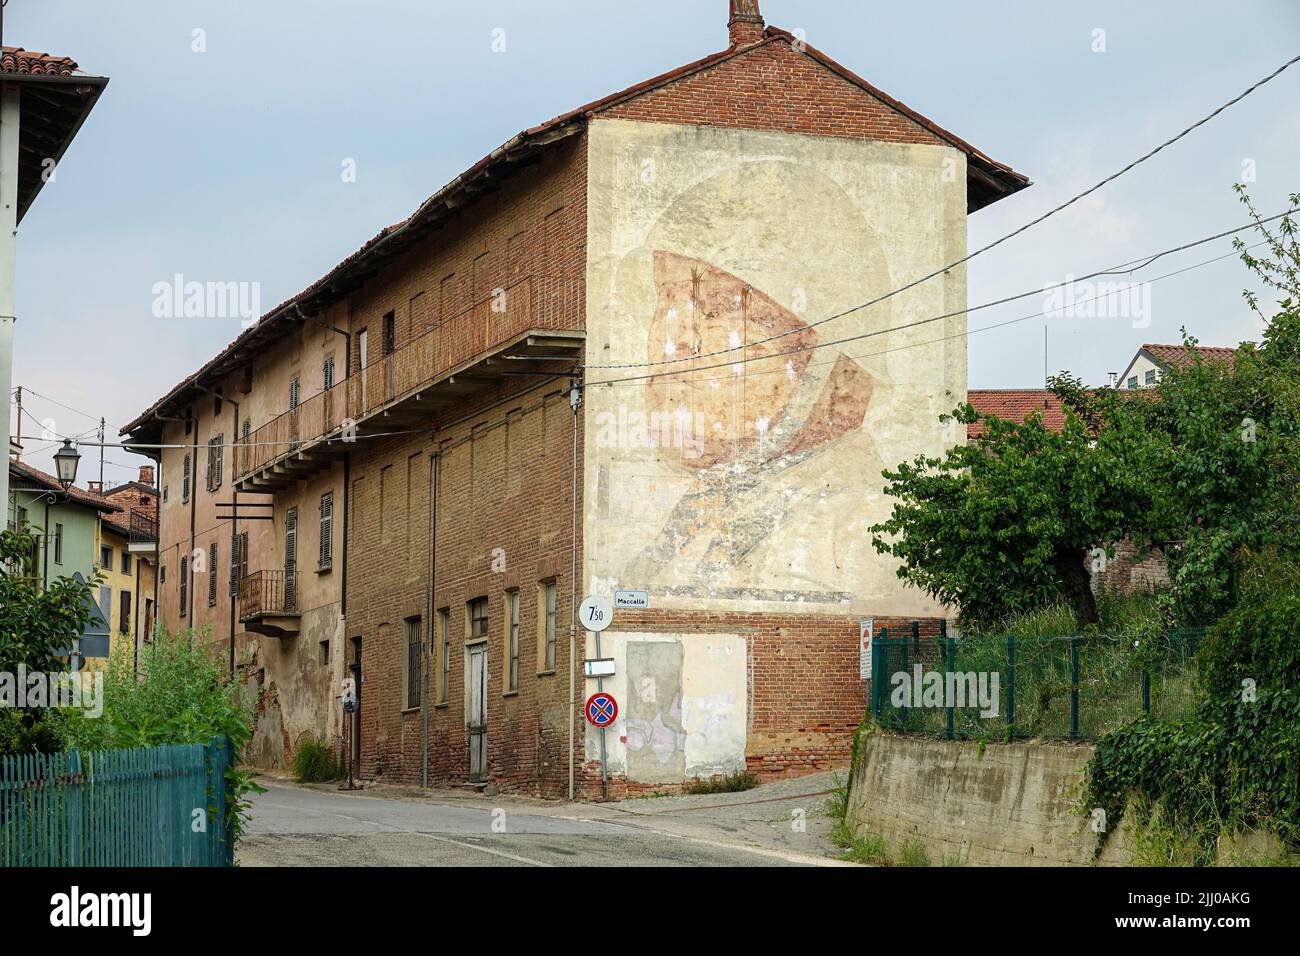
xmin=182 ymin=454 xmax=191 ymax=502
xmin=207 ymin=435 xmax=224 ymax=492
xmin=100 ymin=545 xmax=112 ymax=569
xmin=438 ymin=609 xmax=450 ymax=704
xmin=241 ymin=418 xmax=250 ymax=473
xmin=289 ymin=378 xmax=300 ymax=411
xmin=284 ymin=507 xmax=298 ymax=611
xmin=505 ymin=590 xmax=520 ymax=693
xmin=229 ymin=533 xmax=241 ymax=596
xmin=469 ymin=597 xmax=489 ymax=640
xmin=119 ymin=590 xmax=131 ymax=634
xmin=1127 ymin=376 xmax=1139 ymax=389
xmin=179 ymin=556 xmax=188 ymax=616
xmin=323 ymin=356 xmax=335 ymax=391
xmin=121 ymin=551 xmax=132 ymax=575
xmin=54 ymin=523 xmax=63 ymax=565
xmin=1144 ymin=369 xmax=1157 ymax=385
xmin=383 ymin=311 xmax=396 ymax=355
xmin=405 ymin=616 xmax=422 ymax=710
xmin=160 ymin=565 xmax=166 ymax=585
xmin=540 ymin=580 xmax=557 ymax=672
xmin=319 ymin=492 xmax=333 ymax=569
xmin=100 ymin=585 xmax=111 ymax=621
xmin=319 ymin=640 xmax=330 ymax=666
xmin=208 ymin=542 xmax=218 ymax=606
xmin=239 ymin=531 xmax=249 ymax=584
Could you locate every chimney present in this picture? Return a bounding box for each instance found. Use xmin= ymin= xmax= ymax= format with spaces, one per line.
xmin=1107 ymin=372 xmax=1118 ymax=389
xmin=729 ymin=0 xmax=765 ymax=48
xmin=87 ymin=480 xmax=103 ymax=495
xmin=139 ymin=464 xmax=155 ymax=487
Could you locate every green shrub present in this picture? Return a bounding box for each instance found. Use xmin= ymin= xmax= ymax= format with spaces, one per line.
xmin=1084 ymin=550 xmax=1300 ymax=862
xmin=897 ymin=838 xmax=931 ymax=867
xmin=684 ymin=771 xmax=759 ymax=794
xmin=293 ymin=738 xmax=340 ymax=782
xmin=62 ymin=630 xmax=263 ymax=845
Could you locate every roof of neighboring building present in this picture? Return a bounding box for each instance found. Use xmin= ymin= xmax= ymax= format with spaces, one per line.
xmin=1141 ymin=343 xmax=1238 ymax=370
xmin=96 ymin=483 xmax=158 ymax=537
xmin=122 ymin=23 xmax=1028 ymax=439
xmin=0 ymin=46 xmax=80 ymax=75
xmin=966 ymin=389 xmax=1071 ymax=440
xmin=0 ymin=45 xmax=109 ymax=223
xmin=8 ymin=459 xmax=123 ymax=514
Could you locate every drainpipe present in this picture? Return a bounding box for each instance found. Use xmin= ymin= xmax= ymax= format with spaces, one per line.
xmin=194 ymin=380 xmax=237 ymax=672
xmin=423 ymin=450 xmax=438 ymax=788
xmin=567 ymin=379 xmax=582 ymax=801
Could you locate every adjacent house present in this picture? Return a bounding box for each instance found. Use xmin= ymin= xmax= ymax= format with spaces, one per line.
xmin=1116 ymin=343 xmax=1238 ymax=390
xmin=95 ymin=466 xmax=160 ymax=664
xmin=6 ymin=458 xmax=121 ymax=660
xmin=123 ymin=1 xmax=1029 ymax=796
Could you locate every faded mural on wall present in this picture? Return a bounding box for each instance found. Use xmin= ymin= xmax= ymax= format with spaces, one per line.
xmin=585 ymin=118 xmax=968 ymax=617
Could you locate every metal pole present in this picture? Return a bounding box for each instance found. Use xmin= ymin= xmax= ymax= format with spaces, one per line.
xmin=0 ymin=84 xmax=21 ymax=522
xmin=942 ymin=620 xmax=954 ymax=741
xmin=1006 ymin=635 xmax=1016 ymax=736
xmin=1070 ymin=636 xmax=1081 ymax=740
xmin=567 ymin=381 xmax=581 ymax=801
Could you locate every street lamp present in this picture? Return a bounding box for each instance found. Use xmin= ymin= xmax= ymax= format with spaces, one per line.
xmin=53 ymin=439 xmax=80 ymax=490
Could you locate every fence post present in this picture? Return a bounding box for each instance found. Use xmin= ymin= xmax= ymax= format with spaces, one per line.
xmin=942 ymin=620 xmax=954 ymax=741
xmin=1006 ymin=636 xmax=1016 ymax=737
xmin=67 ymin=747 xmax=81 ymax=866
xmin=872 ymin=627 xmax=888 ymax=721
xmin=1070 ymin=636 xmax=1081 ymax=741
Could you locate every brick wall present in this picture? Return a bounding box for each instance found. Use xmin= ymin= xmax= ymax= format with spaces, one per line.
xmin=602 ymin=37 xmax=947 ymax=148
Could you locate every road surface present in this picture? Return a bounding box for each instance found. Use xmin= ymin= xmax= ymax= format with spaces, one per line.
xmin=240 ymin=773 xmax=846 ymax=867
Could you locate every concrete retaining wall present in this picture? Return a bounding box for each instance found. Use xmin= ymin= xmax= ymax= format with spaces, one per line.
xmin=845 ymin=733 xmax=1129 ymax=866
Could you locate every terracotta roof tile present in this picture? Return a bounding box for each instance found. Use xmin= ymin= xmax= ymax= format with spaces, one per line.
xmin=8 ymin=459 xmax=122 ymax=513
xmin=966 ymin=389 xmax=1071 ymax=440
xmin=1142 ymin=343 xmax=1237 ymax=371
xmin=0 ymin=46 xmax=80 ymax=76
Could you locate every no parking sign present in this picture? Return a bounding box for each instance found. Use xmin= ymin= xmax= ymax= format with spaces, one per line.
xmin=585 ymin=692 xmax=618 ymax=728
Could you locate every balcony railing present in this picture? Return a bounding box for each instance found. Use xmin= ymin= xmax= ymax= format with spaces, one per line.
xmin=238 ymin=569 xmax=296 ymax=622
xmin=128 ymin=509 xmax=158 ymax=546
xmin=234 ymin=274 xmax=583 ymax=481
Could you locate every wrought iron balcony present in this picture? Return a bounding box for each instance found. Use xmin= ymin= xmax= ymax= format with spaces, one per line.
xmin=238 ymin=570 xmax=299 ymax=638
xmin=234 ymin=274 xmax=585 ymax=491
xmin=127 ymin=509 xmax=158 ymax=554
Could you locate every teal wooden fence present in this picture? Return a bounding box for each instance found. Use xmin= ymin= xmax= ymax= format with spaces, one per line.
xmin=0 ymin=738 xmax=234 ymax=867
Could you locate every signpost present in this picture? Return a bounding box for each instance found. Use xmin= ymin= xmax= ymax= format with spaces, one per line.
xmin=341 ymin=676 xmax=358 ymax=791
xmin=583 ymin=658 xmax=616 ymax=678
xmin=580 ymin=593 xmax=615 ymax=800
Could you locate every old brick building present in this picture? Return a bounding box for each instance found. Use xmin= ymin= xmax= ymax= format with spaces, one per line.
xmin=125 ymin=1 xmax=1028 ymax=797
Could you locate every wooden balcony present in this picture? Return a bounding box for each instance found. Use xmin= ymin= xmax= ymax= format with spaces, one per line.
xmin=234 ymin=275 xmax=584 ymax=492
xmin=238 ymin=570 xmax=299 ymax=638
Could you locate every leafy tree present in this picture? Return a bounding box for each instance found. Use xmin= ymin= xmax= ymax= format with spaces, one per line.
xmin=0 ymin=527 xmax=97 ymax=755
xmin=869 ymin=394 xmax=1156 ymax=627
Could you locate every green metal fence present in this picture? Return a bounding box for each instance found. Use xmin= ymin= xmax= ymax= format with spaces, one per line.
xmin=870 ymin=624 xmax=1205 ymax=741
xmin=0 ymin=738 xmax=234 ymax=867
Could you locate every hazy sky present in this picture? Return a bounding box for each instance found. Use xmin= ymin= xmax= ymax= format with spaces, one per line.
xmin=7 ymin=0 xmax=1300 ymax=483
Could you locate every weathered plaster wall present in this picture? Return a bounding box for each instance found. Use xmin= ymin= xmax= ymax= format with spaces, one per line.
xmin=584 ymin=631 xmax=748 ymax=783
xmin=846 ymin=733 xmax=1131 ymax=866
xmin=583 ymin=118 xmax=967 ymax=619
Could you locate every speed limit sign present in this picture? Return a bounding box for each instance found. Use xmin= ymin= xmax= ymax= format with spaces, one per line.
xmin=579 ymin=594 xmax=613 ymax=632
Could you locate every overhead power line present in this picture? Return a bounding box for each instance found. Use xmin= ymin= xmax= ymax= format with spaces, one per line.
xmin=582 ymin=223 xmax=1277 ymax=389
xmin=585 ymin=52 xmax=1300 ymax=372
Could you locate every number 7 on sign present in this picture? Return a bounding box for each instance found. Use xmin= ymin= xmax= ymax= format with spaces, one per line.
xmin=579 ymin=595 xmax=613 ymax=633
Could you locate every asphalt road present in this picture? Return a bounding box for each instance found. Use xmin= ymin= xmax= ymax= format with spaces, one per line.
xmin=240 ymin=774 xmax=847 ymax=867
